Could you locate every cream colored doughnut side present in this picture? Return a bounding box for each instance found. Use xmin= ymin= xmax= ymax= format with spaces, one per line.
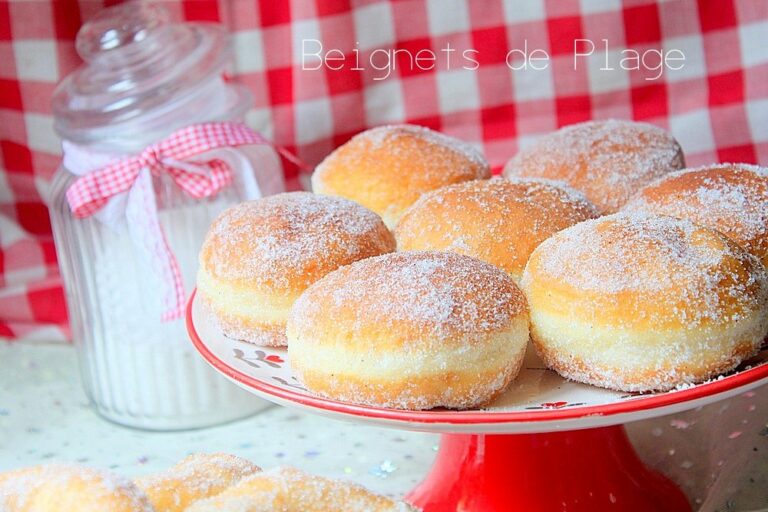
xmin=197 ymin=192 xmax=395 ymax=346
xmin=287 ymin=251 xmax=529 ymax=410
xmin=196 ymin=269 xmax=298 ymax=346
xmin=0 ymin=465 xmax=152 ymax=512
xmin=528 ymin=305 xmax=767 ymax=392
xmin=185 ymin=467 xmax=417 ymax=512
xmin=290 ymin=315 xmax=528 ymax=409
xmin=135 ymin=453 xmax=261 ymax=512
xmin=521 ymin=213 xmax=768 ymax=392
xmin=312 ymin=124 xmax=491 ymax=228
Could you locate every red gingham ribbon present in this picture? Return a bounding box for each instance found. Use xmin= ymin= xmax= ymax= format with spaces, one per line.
xmin=65 ymin=122 xmax=268 ymax=321
xmin=66 ymin=122 xmax=268 ymax=217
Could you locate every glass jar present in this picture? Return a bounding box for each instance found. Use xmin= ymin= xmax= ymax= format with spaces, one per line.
xmin=48 ymin=1 xmax=281 ymax=429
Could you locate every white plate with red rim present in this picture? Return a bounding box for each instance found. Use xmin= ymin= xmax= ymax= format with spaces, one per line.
xmin=187 ymin=289 xmax=768 ymax=433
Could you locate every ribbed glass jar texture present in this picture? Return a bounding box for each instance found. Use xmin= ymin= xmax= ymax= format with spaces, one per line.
xmin=48 ymin=1 xmax=281 ymax=429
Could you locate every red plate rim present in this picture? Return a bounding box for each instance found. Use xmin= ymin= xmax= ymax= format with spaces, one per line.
xmin=187 ymin=289 xmax=768 ymax=425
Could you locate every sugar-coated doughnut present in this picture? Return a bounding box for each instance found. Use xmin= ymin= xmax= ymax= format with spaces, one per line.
xmin=521 ymin=213 xmax=768 ymax=392
xmin=0 ymin=465 xmax=152 ymax=512
xmin=287 ymin=251 xmax=529 ymax=410
xmin=312 ymin=124 xmax=491 ymax=228
xmin=623 ymin=163 xmax=768 ymax=268
xmin=135 ymin=453 xmax=261 ymax=512
xmin=503 ymin=119 xmax=685 ymax=214
xmin=395 ymin=177 xmax=598 ymax=282
xmin=0 ymin=461 xmax=414 ymax=512
xmin=197 ymin=192 xmax=395 ymax=346
xmin=185 ymin=467 xmax=416 ymax=512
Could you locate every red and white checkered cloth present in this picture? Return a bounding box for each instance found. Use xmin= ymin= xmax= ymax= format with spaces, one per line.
xmin=1 ymin=0 xmax=767 ymax=341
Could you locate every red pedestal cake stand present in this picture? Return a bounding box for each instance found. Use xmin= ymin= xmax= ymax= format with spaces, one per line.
xmin=187 ymin=290 xmax=768 ymax=512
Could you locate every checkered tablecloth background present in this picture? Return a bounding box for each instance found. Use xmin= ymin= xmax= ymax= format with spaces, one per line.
xmin=1 ymin=0 xmax=767 ymax=341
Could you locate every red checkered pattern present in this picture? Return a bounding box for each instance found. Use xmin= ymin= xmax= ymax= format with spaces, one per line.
xmin=1 ymin=0 xmax=767 ymax=341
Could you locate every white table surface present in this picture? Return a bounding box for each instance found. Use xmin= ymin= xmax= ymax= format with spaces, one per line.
xmin=1 ymin=341 xmax=766 ymax=511
xmin=0 ymin=342 xmax=436 ymax=499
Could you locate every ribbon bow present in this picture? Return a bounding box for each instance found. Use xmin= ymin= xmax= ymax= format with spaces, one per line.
xmin=66 ymin=122 xmax=268 ymax=321
xmin=67 ymin=122 xmax=266 ymax=217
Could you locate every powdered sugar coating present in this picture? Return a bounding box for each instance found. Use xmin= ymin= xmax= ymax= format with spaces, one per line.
xmin=523 ymin=212 xmax=768 ymax=392
xmin=352 ymin=124 xmax=487 ymax=167
xmin=285 ymin=250 xmax=529 ymax=409
xmin=312 ymin=125 xmax=491 ymax=227
xmin=186 ymin=466 xmax=416 ymax=512
xmin=523 ymin=212 xmax=768 ymax=328
xmin=503 ymin=119 xmax=685 ymax=213
xmin=199 ymin=192 xmax=395 ymax=292
xmin=395 ymin=177 xmax=599 ymax=279
xmin=623 ymin=163 xmax=768 ymax=266
xmin=1 ymin=462 xmax=414 ymax=512
xmin=0 ymin=464 xmax=153 ymax=511
xmin=287 ymin=252 xmax=528 ymax=409
xmin=291 ymin=251 xmax=527 ymax=340
xmin=136 ymin=453 xmax=260 ymax=511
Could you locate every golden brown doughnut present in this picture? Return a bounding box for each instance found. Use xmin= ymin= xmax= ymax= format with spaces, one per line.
xmin=135 ymin=453 xmax=261 ymax=511
xmin=395 ymin=177 xmax=598 ymax=282
xmin=312 ymin=124 xmax=491 ymax=228
xmin=287 ymin=251 xmax=529 ymax=410
xmin=503 ymin=119 xmax=685 ymax=213
xmin=197 ymin=192 xmax=395 ymax=346
xmin=521 ymin=213 xmax=768 ymax=392
xmin=623 ymin=163 xmax=768 ymax=268
xmin=0 ymin=465 xmax=152 ymax=512
xmin=185 ymin=467 xmax=416 ymax=511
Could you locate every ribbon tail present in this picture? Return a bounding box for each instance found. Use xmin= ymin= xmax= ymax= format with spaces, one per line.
xmin=125 ymin=169 xmax=186 ymax=321
xmin=66 ymin=167 xmax=138 ymax=218
xmin=273 ymin=144 xmax=312 ymax=172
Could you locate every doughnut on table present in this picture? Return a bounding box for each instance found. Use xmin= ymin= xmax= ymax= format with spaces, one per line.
xmin=187 ymin=290 xmax=768 ymax=512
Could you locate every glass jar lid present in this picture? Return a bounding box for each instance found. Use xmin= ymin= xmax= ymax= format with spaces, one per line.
xmin=52 ymin=1 xmax=235 ymax=145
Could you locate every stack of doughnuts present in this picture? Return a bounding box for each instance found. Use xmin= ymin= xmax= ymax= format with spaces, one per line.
xmin=0 ymin=455 xmax=414 ymax=511
xmin=197 ymin=192 xmax=395 ymax=346
xmin=198 ymin=118 xmax=768 ymax=407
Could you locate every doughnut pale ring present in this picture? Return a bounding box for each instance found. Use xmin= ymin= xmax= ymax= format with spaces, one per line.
xmin=287 ymin=251 xmax=529 ymax=410
xmin=0 ymin=465 xmax=152 ymax=512
xmin=197 ymin=192 xmax=395 ymax=346
xmin=185 ymin=467 xmax=416 ymax=511
xmin=135 ymin=453 xmax=261 ymax=511
xmin=312 ymin=124 xmax=491 ymax=228
xmin=521 ymin=213 xmax=768 ymax=392
xmin=395 ymin=177 xmax=598 ymax=282
xmin=503 ymin=119 xmax=684 ymax=214
xmin=623 ymin=163 xmax=768 ymax=268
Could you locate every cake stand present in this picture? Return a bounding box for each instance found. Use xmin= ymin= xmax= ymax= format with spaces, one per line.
xmin=187 ymin=290 xmax=768 ymax=512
